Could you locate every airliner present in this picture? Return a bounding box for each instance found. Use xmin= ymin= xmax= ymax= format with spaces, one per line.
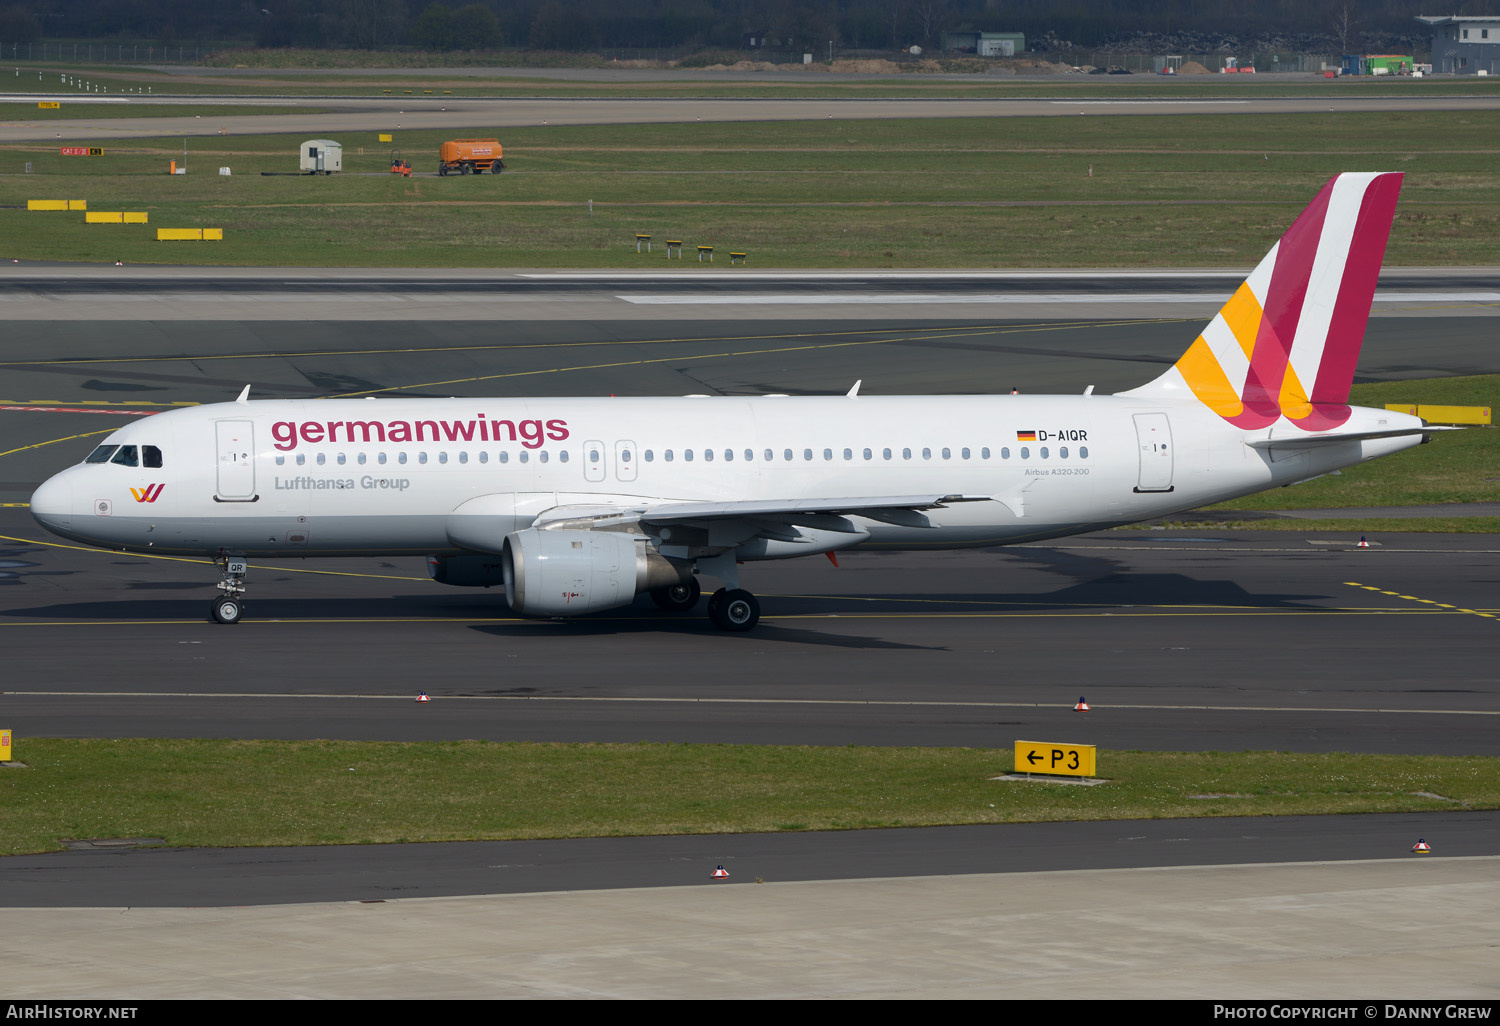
xmin=30 ymin=172 xmax=1435 ymax=630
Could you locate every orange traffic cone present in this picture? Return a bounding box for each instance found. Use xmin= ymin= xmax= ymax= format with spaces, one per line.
xmin=1412 ymin=839 xmax=1431 ymax=853
xmin=1074 ymin=696 xmax=1089 ymax=711
xmin=711 ymin=865 xmax=729 ymax=879
xmin=1358 ymin=536 xmax=1370 ymax=548
xmin=416 ymin=691 xmax=430 ymax=703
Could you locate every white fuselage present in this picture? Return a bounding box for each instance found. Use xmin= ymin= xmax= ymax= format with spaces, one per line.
xmin=30 ymin=394 xmax=1424 ymax=560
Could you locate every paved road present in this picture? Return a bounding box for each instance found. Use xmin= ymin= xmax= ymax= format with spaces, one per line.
xmin=6 ymin=93 xmax=1500 ymax=143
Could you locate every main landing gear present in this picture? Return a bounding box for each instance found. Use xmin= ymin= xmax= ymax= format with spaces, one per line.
xmin=210 ymin=556 xmax=247 ymax=624
xmin=707 ymin=587 xmax=760 ymax=632
xmin=648 ymin=576 xmax=761 ymax=631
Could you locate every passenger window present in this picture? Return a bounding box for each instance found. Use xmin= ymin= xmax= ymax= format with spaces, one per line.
xmin=559 ymin=451 xmax=569 ymax=463
xmin=644 ymin=450 xmax=654 ymax=462
xmin=1001 ymin=447 xmax=1010 ymax=460
xmin=823 ymin=448 xmax=833 ymax=461
xmin=723 ymin=449 xmax=733 ymax=462
xmin=665 ymin=450 xmax=674 ymax=462
xmin=922 ymin=448 xmax=931 ymax=460
xmin=519 ymin=451 xmax=529 ymax=464
xmin=902 ymin=448 xmax=911 ymax=460
xmin=1060 ymin=447 xmax=1068 ymax=459
xmin=704 ymin=449 xmax=713 ymax=462
xmin=419 ymin=452 xmax=428 ymax=464
xmin=803 ymin=449 xmax=813 ymax=461
xmin=458 ymin=452 xmax=467 ymax=464
xmin=337 ymin=453 xmax=347 ymax=465
xmin=143 ymin=445 xmax=163 ymax=468
xmin=784 ymin=449 xmax=793 ymax=461
xmin=379 ymin=453 xmax=388 ymax=465
xmin=85 ymin=445 xmax=118 ymax=464
xmin=358 ymin=453 xmax=368 ymax=465
xmin=110 ymin=445 xmax=139 ymax=467
xmin=883 ymin=448 xmax=892 ymax=460
xmin=1020 ymin=447 xmax=1030 ymax=459
xmin=744 ymin=449 xmax=753 ymax=462
xmin=764 ymin=449 xmax=774 ymax=461
xmin=1040 ymin=447 xmax=1048 ymax=459
xmin=539 ymin=451 xmax=549 ymax=463
xmin=317 ymin=453 xmax=326 ymax=466
xmin=1080 ymin=446 xmax=1089 ymax=459
xmin=439 ymin=452 xmax=448 ymax=465
xmin=276 ymin=455 xmax=285 ymax=466
xmin=961 ymin=447 xmax=971 ymax=460
xmin=863 ymin=448 xmax=872 ymax=460
xmin=941 ymin=447 xmax=951 ymax=460
xmin=684 ymin=450 xmax=693 ymax=462
xmin=479 ymin=451 xmax=488 ymax=464
xmin=296 ymin=454 xmax=306 ymax=466
xmin=982 ymin=447 xmax=991 ymax=459
xmin=400 ymin=452 xmax=409 ymax=464
xmin=844 ymin=448 xmax=853 ymax=460
xmin=498 ymin=451 xmax=508 ymax=464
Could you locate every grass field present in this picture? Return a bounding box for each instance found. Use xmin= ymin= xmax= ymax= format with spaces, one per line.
xmin=10 ymin=54 xmax=1500 ymax=99
xmin=2 ymin=738 xmax=1495 ymax=855
xmin=4 ymin=113 xmax=1500 ymax=267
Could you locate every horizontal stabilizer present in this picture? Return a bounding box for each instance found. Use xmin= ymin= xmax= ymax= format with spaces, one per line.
xmin=1245 ymin=425 xmax=1451 ymax=451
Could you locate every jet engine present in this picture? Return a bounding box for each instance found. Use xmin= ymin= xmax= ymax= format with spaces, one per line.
xmin=501 ymin=529 xmax=691 ymax=616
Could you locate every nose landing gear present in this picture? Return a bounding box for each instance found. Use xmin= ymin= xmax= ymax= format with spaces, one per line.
xmin=210 ymin=555 xmax=247 ymax=624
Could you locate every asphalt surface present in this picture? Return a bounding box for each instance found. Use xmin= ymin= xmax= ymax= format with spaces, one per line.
xmin=7 ymin=92 xmax=1500 ymax=143
xmin=3 ymin=812 xmax=1494 ymax=908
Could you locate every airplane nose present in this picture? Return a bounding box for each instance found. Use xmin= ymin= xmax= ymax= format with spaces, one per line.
xmin=29 ymin=474 xmax=74 ymax=525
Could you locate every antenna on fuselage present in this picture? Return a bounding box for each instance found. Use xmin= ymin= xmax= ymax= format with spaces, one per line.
xmin=846 ymin=379 xmax=862 ymax=398
xmin=235 ymin=384 xmax=250 ymax=404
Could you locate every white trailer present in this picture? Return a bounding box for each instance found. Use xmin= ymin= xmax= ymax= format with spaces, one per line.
xmin=299 ymin=139 xmax=343 ymax=175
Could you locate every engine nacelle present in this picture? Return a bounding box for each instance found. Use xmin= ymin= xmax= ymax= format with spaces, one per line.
xmin=501 ymin=529 xmax=689 ymax=616
xmin=426 ymin=554 xmax=507 ymax=587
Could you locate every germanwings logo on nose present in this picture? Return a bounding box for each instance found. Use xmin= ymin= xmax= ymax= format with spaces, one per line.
xmin=130 ymin=484 xmax=165 ymax=503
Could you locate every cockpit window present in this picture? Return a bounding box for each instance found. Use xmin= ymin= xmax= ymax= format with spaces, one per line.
xmin=84 ymin=445 xmax=119 ymax=464
xmin=109 ymin=445 xmax=139 ymax=467
xmin=143 ymin=445 xmax=163 ymax=468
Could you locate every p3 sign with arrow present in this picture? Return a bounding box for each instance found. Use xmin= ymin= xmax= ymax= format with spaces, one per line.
xmin=1015 ymin=740 xmax=1096 ymax=778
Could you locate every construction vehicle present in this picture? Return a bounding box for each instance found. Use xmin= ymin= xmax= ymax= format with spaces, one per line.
xmin=438 ymin=138 xmax=503 ymax=176
xmin=388 ymin=151 xmax=411 ymax=177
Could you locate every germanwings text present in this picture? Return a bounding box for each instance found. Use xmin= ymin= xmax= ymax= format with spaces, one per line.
xmin=270 ymin=416 xmax=569 ymax=452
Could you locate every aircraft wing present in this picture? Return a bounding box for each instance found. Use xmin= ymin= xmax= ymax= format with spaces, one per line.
xmin=530 ymin=494 xmax=989 ymax=536
xmin=640 ymin=494 xmax=986 ymax=525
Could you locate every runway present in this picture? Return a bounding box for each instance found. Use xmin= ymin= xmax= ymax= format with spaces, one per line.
xmin=8 ymin=91 xmax=1500 ymax=143
xmin=0 ymin=275 xmax=1496 ymax=998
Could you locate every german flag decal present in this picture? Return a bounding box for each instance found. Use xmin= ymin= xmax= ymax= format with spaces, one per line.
xmin=1016 ymin=430 xmax=1037 ymax=441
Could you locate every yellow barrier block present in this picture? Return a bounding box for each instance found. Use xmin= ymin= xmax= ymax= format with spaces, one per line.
xmin=202 ymin=228 xmax=223 ymax=240
xmin=379 ymin=133 xmax=392 ymax=142
xmin=27 ymin=200 xmax=67 ymax=211
xmin=156 ymin=228 xmax=202 ymax=241
xmin=1418 ymin=404 xmax=1491 ymax=425
xmin=123 ymin=212 xmax=148 ymax=224
xmin=1387 ymin=403 xmax=1491 ymax=425
xmin=67 ymin=200 xmax=86 ymax=211
xmin=0 ymin=728 xmax=9 ymax=761
xmin=85 ymin=211 xmax=123 ymax=223
xmin=38 ymin=101 xmax=59 ymax=109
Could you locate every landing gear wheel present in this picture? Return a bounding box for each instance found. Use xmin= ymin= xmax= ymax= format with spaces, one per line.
xmin=211 ymin=597 xmax=243 ymax=624
xmin=709 ymin=589 xmax=759 ymax=632
xmin=651 ymin=577 xmax=701 ymax=612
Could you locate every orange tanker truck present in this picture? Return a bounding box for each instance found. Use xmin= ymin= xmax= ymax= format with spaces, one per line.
xmin=438 ymin=138 xmax=503 ymax=176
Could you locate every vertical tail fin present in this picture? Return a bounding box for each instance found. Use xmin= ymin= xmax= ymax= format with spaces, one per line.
xmin=1121 ymin=172 xmax=1403 ymax=431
